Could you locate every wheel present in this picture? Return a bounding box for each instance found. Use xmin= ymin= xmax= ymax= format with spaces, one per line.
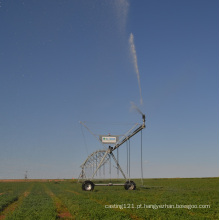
xmin=124 ymin=180 xmax=136 ymax=190
xmin=82 ymin=180 xmax=94 ymax=191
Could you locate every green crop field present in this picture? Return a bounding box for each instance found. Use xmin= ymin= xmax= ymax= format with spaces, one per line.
xmin=0 ymin=178 xmax=218 ymax=220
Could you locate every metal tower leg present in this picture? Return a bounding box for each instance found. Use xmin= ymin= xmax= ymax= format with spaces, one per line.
xmin=110 ymin=152 xmax=127 ymax=180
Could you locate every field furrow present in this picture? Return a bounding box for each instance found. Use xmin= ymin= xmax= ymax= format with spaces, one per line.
xmin=44 ymin=185 xmax=74 ymax=219
xmin=0 ymin=191 xmax=30 ymax=220
xmin=4 ymin=183 xmax=56 ymax=220
xmin=0 ymin=182 xmax=31 ymax=217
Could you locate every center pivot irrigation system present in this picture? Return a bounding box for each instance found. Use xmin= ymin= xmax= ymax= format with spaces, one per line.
xmin=78 ymin=112 xmax=146 ymax=191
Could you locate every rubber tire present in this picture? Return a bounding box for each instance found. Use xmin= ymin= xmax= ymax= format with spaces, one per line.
xmin=124 ymin=180 xmax=136 ymax=190
xmin=82 ymin=180 xmax=94 ymax=191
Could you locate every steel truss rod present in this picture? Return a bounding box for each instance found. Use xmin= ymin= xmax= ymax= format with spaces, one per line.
xmin=110 ymin=152 xmax=127 ymax=179
xmin=111 ymin=114 xmax=145 ymax=152
xmin=91 ymin=150 xmax=109 ymax=179
xmin=79 ymin=121 xmax=107 ymax=150
xmin=80 ymin=150 xmax=109 ymax=169
xmin=115 ymin=123 xmax=139 ymax=145
xmin=89 ymin=148 xmax=127 ymax=180
xmin=78 ymin=168 xmax=86 ymax=182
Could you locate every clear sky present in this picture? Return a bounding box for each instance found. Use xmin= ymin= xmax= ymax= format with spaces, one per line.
xmin=0 ymin=0 xmax=218 ymax=179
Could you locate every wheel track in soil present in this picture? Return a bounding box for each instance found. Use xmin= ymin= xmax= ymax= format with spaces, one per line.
xmin=44 ymin=186 xmax=75 ymax=219
xmin=65 ymin=190 xmax=80 ymax=195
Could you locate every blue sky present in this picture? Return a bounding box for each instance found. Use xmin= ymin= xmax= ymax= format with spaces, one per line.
xmin=0 ymin=0 xmax=218 ymax=179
